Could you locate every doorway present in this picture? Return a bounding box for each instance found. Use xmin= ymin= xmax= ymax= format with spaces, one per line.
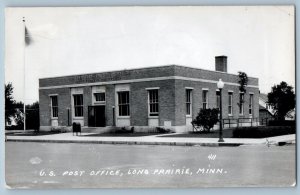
xmin=88 ymin=106 xmax=106 ymax=127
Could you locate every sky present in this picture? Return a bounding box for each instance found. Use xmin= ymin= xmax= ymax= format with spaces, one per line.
xmin=5 ymin=6 xmax=295 ymax=104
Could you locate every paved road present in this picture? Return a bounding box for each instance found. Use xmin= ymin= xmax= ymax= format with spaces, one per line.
xmin=5 ymin=142 xmax=296 ymax=189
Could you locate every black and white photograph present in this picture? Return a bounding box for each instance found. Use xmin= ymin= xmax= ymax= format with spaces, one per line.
xmin=4 ymin=6 xmax=296 ymax=189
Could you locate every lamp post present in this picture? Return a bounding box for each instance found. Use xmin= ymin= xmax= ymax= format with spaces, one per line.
xmin=217 ymin=79 xmax=224 ymax=142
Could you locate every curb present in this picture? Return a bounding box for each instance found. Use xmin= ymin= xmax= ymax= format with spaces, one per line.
xmin=6 ymin=138 xmax=245 ymax=147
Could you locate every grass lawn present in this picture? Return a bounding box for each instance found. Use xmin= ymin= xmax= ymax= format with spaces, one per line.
xmin=82 ymin=132 xmax=165 ymax=137
xmin=160 ymin=129 xmax=234 ymax=138
xmin=5 ymin=130 xmax=66 ymax=136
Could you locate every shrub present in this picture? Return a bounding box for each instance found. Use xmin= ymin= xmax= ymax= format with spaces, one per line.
xmin=114 ymin=126 xmax=134 ymax=133
xmin=5 ymin=124 xmax=23 ymax=130
xmin=192 ymin=108 xmax=219 ymax=132
xmin=156 ymin=127 xmax=171 ymax=134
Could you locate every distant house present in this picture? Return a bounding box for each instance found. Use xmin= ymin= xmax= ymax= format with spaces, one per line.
xmin=285 ymin=109 xmax=295 ymax=121
xmin=5 ymin=117 xmax=16 ymax=127
xmin=259 ymin=93 xmax=275 ymax=124
xmin=5 ymin=109 xmax=23 ymax=127
xmin=259 ymin=93 xmax=295 ymax=123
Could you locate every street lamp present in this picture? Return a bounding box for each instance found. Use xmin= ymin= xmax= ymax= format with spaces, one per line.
xmin=217 ymin=79 xmax=225 ymax=142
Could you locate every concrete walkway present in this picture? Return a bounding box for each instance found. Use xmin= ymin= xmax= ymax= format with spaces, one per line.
xmin=5 ymin=132 xmax=296 ymax=147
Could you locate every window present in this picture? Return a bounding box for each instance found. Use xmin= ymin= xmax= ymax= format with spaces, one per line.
xmin=239 ymin=93 xmax=244 ymax=115
xmin=118 ymin=91 xmax=130 ymax=116
xmin=228 ymin=92 xmax=233 ymax=115
xmin=51 ymin=96 xmax=58 ymax=118
xmin=216 ymin=91 xmax=220 ymax=110
xmin=202 ymin=90 xmax=208 ymax=109
xmin=186 ymin=89 xmax=192 ymax=116
xmin=249 ymin=94 xmax=253 ymax=115
xmin=73 ymin=94 xmax=83 ymax=117
xmin=148 ymin=89 xmax=159 ymax=116
xmin=94 ymin=93 xmax=105 ymax=102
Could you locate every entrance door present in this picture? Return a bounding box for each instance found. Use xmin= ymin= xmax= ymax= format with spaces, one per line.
xmin=88 ymin=106 xmax=106 ymax=127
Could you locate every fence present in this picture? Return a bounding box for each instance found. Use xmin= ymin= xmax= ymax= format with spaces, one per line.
xmin=222 ymin=117 xmax=260 ymax=128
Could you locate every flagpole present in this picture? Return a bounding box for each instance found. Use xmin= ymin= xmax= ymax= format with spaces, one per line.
xmin=22 ymin=17 xmax=26 ymax=132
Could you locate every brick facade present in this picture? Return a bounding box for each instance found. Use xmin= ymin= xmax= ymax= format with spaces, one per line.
xmin=39 ymin=64 xmax=259 ymax=132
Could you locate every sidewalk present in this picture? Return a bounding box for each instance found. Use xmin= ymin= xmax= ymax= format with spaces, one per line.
xmin=5 ymin=132 xmax=296 ymax=147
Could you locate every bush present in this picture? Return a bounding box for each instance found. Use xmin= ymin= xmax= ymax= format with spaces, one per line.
xmin=192 ymin=108 xmax=219 ymax=132
xmin=114 ymin=126 xmax=134 ymax=133
xmin=5 ymin=124 xmax=24 ymax=130
xmin=156 ymin=127 xmax=171 ymax=134
xmin=232 ymin=126 xmax=295 ymax=138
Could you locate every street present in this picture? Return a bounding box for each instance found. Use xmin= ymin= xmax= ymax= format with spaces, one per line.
xmin=5 ymin=142 xmax=296 ymax=189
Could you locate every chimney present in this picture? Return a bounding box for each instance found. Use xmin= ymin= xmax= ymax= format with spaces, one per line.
xmin=215 ymin=56 xmax=227 ymax=72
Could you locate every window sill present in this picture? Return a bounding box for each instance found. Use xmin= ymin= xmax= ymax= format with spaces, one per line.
xmin=148 ymin=116 xmax=159 ymax=119
xmin=186 ymin=115 xmax=192 ymax=118
xmin=73 ymin=117 xmax=84 ymax=119
xmin=94 ymin=102 xmax=106 ymax=105
xmin=117 ymin=116 xmax=130 ymax=119
xmin=51 ymin=117 xmax=58 ymax=120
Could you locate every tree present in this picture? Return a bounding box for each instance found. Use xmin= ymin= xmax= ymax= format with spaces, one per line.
xmin=5 ymin=83 xmax=16 ymax=123
xmin=26 ymin=101 xmax=40 ymax=131
xmin=10 ymin=101 xmax=24 ymax=129
xmin=238 ymin=71 xmax=248 ymax=93
xmin=267 ymin=81 xmax=295 ymax=121
xmin=192 ymin=108 xmax=219 ymax=132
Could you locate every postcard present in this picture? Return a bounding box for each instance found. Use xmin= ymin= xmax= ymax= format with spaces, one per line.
xmin=4 ymin=6 xmax=296 ymax=188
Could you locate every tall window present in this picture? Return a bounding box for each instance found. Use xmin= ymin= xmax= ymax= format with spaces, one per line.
xmin=228 ymin=92 xmax=233 ymax=115
xmin=73 ymin=94 xmax=83 ymax=117
xmin=249 ymin=94 xmax=253 ymax=115
xmin=239 ymin=93 xmax=244 ymax=115
xmin=148 ymin=89 xmax=159 ymax=116
xmin=216 ymin=91 xmax=220 ymax=110
xmin=202 ymin=90 xmax=208 ymax=109
xmin=94 ymin=92 xmax=105 ymax=102
xmin=51 ymin=96 xmax=58 ymax=118
xmin=118 ymin=91 xmax=130 ymax=116
xmin=186 ymin=89 xmax=192 ymax=116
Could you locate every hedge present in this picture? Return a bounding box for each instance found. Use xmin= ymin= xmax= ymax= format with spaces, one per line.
xmin=232 ymin=126 xmax=295 ymax=138
xmin=268 ymin=120 xmax=295 ymax=127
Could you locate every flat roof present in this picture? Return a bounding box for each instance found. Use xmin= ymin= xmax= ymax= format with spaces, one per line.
xmin=40 ymin=64 xmax=257 ymax=79
xmin=39 ymin=64 xmax=259 ymax=88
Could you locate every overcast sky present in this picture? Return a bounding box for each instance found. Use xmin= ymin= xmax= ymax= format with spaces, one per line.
xmin=5 ymin=6 xmax=295 ymax=104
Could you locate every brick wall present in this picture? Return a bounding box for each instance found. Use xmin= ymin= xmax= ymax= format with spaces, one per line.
xmin=130 ymin=80 xmax=175 ymax=126
xmin=174 ymin=80 xmax=259 ymax=126
xmin=39 ymin=88 xmax=71 ymax=127
xmin=174 ymin=65 xmax=258 ymax=86
xmin=83 ymin=86 xmax=92 ymax=126
xmin=105 ymin=84 xmax=115 ymax=126
xmin=40 ymin=65 xmax=175 ymax=87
